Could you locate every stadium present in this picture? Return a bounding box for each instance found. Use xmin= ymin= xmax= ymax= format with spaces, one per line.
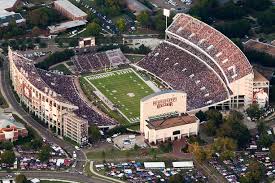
xmin=9 ymin=13 xmax=269 ymax=145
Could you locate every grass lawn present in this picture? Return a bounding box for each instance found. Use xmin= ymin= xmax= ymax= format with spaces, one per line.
xmin=0 ymin=92 xmax=8 ymax=108
xmin=66 ymin=61 xmax=74 ymax=66
xmin=83 ymin=69 xmax=154 ymax=123
xmin=125 ymin=55 xmax=145 ymax=63
xmin=50 ymin=64 xmax=72 ymax=75
xmin=86 ymin=147 xmax=162 ymax=160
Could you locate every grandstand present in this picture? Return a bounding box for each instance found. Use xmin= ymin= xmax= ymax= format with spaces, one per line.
xmin=72 ymin=48 xmax=130 ymax=73
xmin=136 ymin=13 xmax=258 ymax=112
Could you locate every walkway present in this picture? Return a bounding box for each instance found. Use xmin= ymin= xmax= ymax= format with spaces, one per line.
xmin=90 ymin=161 xmax=125 ymax=183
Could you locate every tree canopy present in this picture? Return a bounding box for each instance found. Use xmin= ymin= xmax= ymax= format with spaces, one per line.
xmin=38 ymin=145 xmax=51 ymax=162
xmin=86 ymin=22 xmax=101 ymax=37
xmin=0 ymin=150 xmax=16 ymax=165
xmin=15 ymin=174 xmax=28 ymax=183
xmin=27 ymin=7 xmax=64 ymax=28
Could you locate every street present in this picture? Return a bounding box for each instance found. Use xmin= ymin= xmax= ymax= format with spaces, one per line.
xmin=0 ymin=55 xmax=108 ymax=182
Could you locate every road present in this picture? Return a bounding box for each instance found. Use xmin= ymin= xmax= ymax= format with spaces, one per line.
xmin=0 ymin=171 xmax=108 ymax=183
xmin=0 ymin=55 xmax=109 ymax=183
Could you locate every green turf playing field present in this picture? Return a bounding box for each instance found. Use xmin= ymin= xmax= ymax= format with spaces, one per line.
xmin=83 ymin=68 xmax=154 ymax=123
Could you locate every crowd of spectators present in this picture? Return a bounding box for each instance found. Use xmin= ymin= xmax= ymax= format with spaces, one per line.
xmin=167 ymin=14 xmax=253 ymax=83
xmin=72 ymin=49 xmax=129 ymax=73
xmin=137 ymin=42 xmax=229 ymax=110
xmin=12 ymin=53 xmax=69 ymax=104
xmin=12 ymin=51 xmax=117 ymax=126
xmin=37 ymin=69 xmax=117 ymax=126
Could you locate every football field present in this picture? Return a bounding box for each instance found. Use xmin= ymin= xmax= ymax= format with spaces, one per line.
xmin=83 ymin=68 xmax=154 ymax=123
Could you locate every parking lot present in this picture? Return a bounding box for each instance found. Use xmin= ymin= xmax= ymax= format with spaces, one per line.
xmin=150 ymin=0 xmax=192 ymax=10
xmin=95 ymin=161 xmax=208 ymax=182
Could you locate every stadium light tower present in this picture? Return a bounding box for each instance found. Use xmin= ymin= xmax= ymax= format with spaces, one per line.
xmin=163 ymin=9 xmax=170 ymax=40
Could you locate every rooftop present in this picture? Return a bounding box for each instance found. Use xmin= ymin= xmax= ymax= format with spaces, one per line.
xmin=0 ymin=10 xmax=25 ymax=26
xmin=253 ymin=70 xmax=269 ymax=82
xmin=0 ymin=113 xmax=25 ymax=129
xmin=54 ymin=0 xmax=87 ymax=18
xmin=0 ymin=0 xmax=18 ymax=10
xmin=146 ymin=114 xmax=197 ymax=130
xmin=48 ymin=20 xmax=86 ymax=33
xmin=244 ymin=39 xmax=275 ymax=57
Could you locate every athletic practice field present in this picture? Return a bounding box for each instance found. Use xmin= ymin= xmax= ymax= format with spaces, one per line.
xmin=83 ymin=69 xmax=154 ymax=123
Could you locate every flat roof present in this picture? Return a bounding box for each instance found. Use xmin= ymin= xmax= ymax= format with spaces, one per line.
xmin=172 ymin=161 xmax=194 ymax=168
xmin=144 ymin=162 xmax=165 ymax=169
xmin=54 ymin=0 xmax=87 ymax=18
xmin=0 ymin=11 xmax=25 ymax=26
xmin=0 ymin=0 xmax=18 ymax=10
xmin=0 ymin=113 xmax=25 ymax=129
xmin=244 ymin=39 xmax=275 ymax=57
xmin=146 ymin=114 xmax=197 ymax=130
xmin=48 ymin=20 xmax=86 ymax=33
xmin=253 ymin=70 xmax=269 ymax=82
xmin=125 ymin=0 xmax=151 ymax=15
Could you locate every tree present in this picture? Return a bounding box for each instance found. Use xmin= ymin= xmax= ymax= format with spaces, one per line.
xmin=15 ymin=174 xmax=28 ymax=183
xmin=270 ymin=143 xmax=275 ymax=160
xmin=88 ymin=125 xmax=101 ymax=143
xmin=31 ymin=138 xmax=43 ymax=150
xmin=257 ymin=134 xmax=273 ymax=148
xmin=246 ymin=103 xmax=263 ymax=120
xmin=205 ymin=109 xmax=223 ymax=127
xmin=116 ymin=18 xmax=126 ymax=32
xmin=28 ymin=7 xmax=63 ymax=28
xmin=0 ymin=141 xmax=13 ymax=150
xmin=214 ymin=1 xmax=246 ymax=20
xmin=243 ymin=0 xmax=271 ymax=11
xmin=153 ymin=10 xmax=167 ymax=32
xmin=216 ymin=19 xmax=251 ymax=38
xmin=204 ymin=120 xmax=216 ymax=136
xmin=0 ymin=150 xmax=16 ymax=165
xmin=241 ymin=161 xmax=265 ymax=183
xmin=169 ymin=173 xmax=184 ymax=183
xmin=195 ymin=110 xmax=207 ymax=122
xmin=188 ymin=143 xmax=206 ymax=162
xmin=149 ymin=148 xmax=157 ymax=159
xmin=189 ymin=0 xmax=218 ymax=23
xmin=212 ymin=137 xmax=237 ymax=160
xmin=86 ymin=22 xmax=101 ymax=36
xmin=218 ymin=113 xmax=250 ymax=148
xmin=101 ymin=150 xmax=106 ymax=161
xmin=137 ymin=11 xmax=150 ymax=27
xmin=38 ymin=145 xmax=51 ymax=162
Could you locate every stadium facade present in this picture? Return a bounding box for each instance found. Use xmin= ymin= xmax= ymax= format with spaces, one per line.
xmin=8 ymin=48 xmax=116 ymax=145
xmin=135 ymin=13 xmax=269 ymax=113
xmin=140 ymin=91 xmax=199 ymax=144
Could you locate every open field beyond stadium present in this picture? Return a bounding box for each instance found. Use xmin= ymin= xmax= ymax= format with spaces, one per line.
xmin=83 ymin=68 xmax=154 ymax=123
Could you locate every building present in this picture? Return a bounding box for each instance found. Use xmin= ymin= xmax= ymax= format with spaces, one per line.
xmin=125 ymin=0 xmax=152 ymax=16
xmin=0 ymin=0 xmax=25 ymax=27
xmin=135 ymin=13 xmax=269 ymax=112
xmin=0 ymin=0 xmax=20 ymax=11
xmin=244 ymin=39 xmax=275 ymax=58
xmin=253 ymin=70 xmax=269 ymax=108
xmin=54 ymin=0 xmax=87 ymax=21
xmin=0 ymin=10 xmax=26 ymax=27
xmin=48 ymin=20 xmax=87 ymax=34
xmin=0 ymin=113 xmax=28 ymax=142
xmin=8 ymin=48 xmax=89 ymax=145
xmin=140 ymin=91 xmax=199 ymax=144
xmin=78 ymin=37 xmax=96 ymax=48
